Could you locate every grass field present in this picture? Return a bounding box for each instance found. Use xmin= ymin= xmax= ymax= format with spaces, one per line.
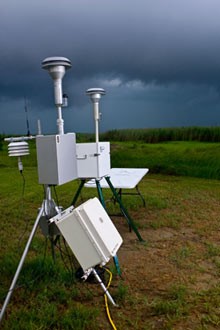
xmin=1 ymin=137 xmax=220 ymax=329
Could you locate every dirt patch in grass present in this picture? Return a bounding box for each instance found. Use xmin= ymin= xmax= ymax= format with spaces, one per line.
xmin=99 ymin=175 xmax=220 ymax=329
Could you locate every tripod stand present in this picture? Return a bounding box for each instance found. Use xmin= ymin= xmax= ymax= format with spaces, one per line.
xmin=0 ymin=183 xmax=119 ymax=323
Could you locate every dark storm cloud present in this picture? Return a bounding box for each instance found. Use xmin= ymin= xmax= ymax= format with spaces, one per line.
xmin=1 ymin=0 xmax=220 ymax=134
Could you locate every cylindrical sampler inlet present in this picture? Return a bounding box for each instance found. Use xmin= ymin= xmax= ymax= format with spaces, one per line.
xmin=41 ymin=56 xmax=71 ymax=134
xmin=86 ymin=88 xmax=106 ymax=143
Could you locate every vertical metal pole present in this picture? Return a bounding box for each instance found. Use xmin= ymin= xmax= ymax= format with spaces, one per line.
xmin=0 ymin=205 xmax=44 ymax=323
xmin=95 ymin=180 xmax=121 ymax=275
xmin=56 ymin=105 xmax=64 ymax=135
xmin=91 ymin=268 xmax=116 ymax=306
xmin=105 ymin=176 xmax=144 ymax=242
xmin=93 ymin=102 xmax=99 ymax=143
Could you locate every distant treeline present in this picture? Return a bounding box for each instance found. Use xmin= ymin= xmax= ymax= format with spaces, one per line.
xmin=100 ymin=126 xmax=220 ymax=143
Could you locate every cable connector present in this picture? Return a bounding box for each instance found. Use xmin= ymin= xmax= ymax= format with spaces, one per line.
xmin=18 ymin=157 xmax=23 ymax=173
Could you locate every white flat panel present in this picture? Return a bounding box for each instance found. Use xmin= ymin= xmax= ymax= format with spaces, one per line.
xmin=85 ymin=168 xmax=149 ymax=189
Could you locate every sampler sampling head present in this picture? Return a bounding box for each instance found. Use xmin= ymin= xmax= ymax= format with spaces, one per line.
xmin=86 ymin=88 xmax=106 ymax=103
xmin=41 ymin=56 xmax=72 ymax=134
xmin=41 ymin=56 xmax=71 ymax=106
xmin=86 ymin=88 xmax=106 ymax=142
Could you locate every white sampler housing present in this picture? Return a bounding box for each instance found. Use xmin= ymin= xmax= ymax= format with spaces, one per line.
xmin=76 ymin=142 xmax=110 ymax=179
xmin=36 ymin=133 xmax=78 ymax=185
xmin=51 ymin=197 xmax=123 ymax=271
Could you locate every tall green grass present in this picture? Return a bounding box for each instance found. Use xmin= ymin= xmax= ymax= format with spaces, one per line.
xmin=2 ymin=126 xmax=220 ymax=148
xmin=101 ymin=126 xmax=220 ymax=143
xmin=1 ymin=134 xmax=220 ymax=180
xmin=110 ymin=141 xmax=220 ymax=179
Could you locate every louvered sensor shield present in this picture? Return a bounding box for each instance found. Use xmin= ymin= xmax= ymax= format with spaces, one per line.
xmin=8 ymin=141 xmax=30 ymax=172
xmin=8 ymin=141 xmax=30 ymax=157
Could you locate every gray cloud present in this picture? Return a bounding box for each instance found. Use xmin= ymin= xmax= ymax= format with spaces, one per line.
xmin=1 ymin=0 xmax=220 ymax=134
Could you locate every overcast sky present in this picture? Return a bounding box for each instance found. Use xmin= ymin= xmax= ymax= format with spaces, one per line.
xmin=1 ymin=0 xmax=220 ymax=135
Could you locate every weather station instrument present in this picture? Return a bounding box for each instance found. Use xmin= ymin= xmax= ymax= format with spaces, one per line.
xmin=6 ymin=139 xmax=30 ymax=172
xmin=0 ymin=57 xmax=123 ymax=323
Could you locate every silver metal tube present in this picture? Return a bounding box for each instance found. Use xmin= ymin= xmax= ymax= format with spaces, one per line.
xmin=94 ymin=102 xmax=99 ymax=143
xmin=56 ymin=106 xmax=64 ymax=135
xmin=37 ymin=119 xmax=42 ymax=135
xmin=4 ymin=136 xmax=35 ymax=142
xmin=0 ymin=205 xmax=44 ymax=323
xmin=91 ymin=268 xmax=116 ymax=306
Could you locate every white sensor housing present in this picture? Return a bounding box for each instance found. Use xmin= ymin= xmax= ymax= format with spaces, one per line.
xmin=36 ymin=133 xmax=77 ymax=185
xmin=8 ymin=141 xmax=30 ymax=157
xmin=51 ymin=197 xmax=123 ymax=271
xmin=76 ymin=142 xmax=110 ymax=178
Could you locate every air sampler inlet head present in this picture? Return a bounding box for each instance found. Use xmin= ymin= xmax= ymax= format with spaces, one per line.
xmin=86 ymin=88 xmax=106 ymax=142
xmin=41 ymin=56 xmax=71 ymax=106
xmin=86 ymin=88 xmax=106 ymax=103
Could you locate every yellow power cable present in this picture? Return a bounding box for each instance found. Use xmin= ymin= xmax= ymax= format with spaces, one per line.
xmin=103 ymin=267 xmax=118 ymax=330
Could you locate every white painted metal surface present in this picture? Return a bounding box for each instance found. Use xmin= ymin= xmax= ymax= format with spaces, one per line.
xmin=52 ymin=197 xmax=123 ymax=271
xmin=76 ymin=142 xmax=111 ymax=178
xmin=36 ymin=133 xmax=77 ymax=185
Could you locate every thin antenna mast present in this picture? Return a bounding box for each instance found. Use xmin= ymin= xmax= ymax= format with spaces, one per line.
xmin=24 ymin=97 xmax=31 ymax=136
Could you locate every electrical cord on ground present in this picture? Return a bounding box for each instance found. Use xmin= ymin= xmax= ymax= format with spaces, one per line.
xmin=103 ymin=267 xmax=118 ymax=330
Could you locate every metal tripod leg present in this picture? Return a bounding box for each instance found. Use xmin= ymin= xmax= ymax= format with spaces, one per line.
xmin=105 ymin=176 xmax=144 ymax=242
xmin=95 ymin=179 xmax=106 ymax=209
xmin=95 ymin=179 xmax=121 ymax=276
xmin=91 ymin=268 xmax=117 ymax=306
xmin=0 ymin=205 xmax=44 ymax=323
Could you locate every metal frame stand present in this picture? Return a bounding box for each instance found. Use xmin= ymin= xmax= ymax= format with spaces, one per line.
xmin=114 ymin=185 xmax=146 ymax=207
xmin=0 ymin=186 xmax=60 ymax=323
xmin=71 ymin=176 xmax=144 ymax=243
